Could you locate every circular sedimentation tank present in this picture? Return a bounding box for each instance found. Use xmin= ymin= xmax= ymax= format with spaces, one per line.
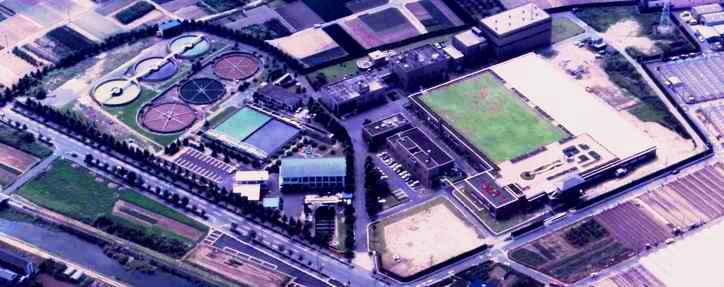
xmin=92 ymin=79 xmax=141 ymax=107
xmin=139 ymin=102 xmax=197 ymax=134
xmin=179 ymin=78 xmax=226 ymax=105
xmin=135 ymin=57 xmax=179 ymax=81
xmin=168 ymin=34 xmax=210 ymax=59
xmin=212 ymin=52 xmax=260 ymax=81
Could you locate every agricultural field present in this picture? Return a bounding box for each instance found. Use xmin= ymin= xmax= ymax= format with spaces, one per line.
xmin=347 ymin=7 xmax=420 ymax=49
xmin=199 ymin=0 xmax=243 ymax=13
xmin=439 ymin=261 xmax=544 ymax=287
xmin=509 ymin=219 xmax=635 ymax=283
xmin=405 ymin=0 xmax=463 ymax=32
xmin=0 ymin=143 xmax=40 ymax=174
xmin=18 ymin=159 xmax=208 ymax=254
xmin=419 ymin=71 xmax=566 ymax=162
xmin=24 ymin=25 xmax=96 ymax=64
xmin=274 ymin=0 xmax=324 ymax=30
xmin=301 ymin=0 xmax=354 ymax=22
xmin=114 ymin=1 xmax=156 ymax=25
xmin=370 ymin=197 xmax=487 ymax=278
xmin=448 ymin=0 xmax=502 ymax=20
xmin=509 ymin=164 xmax=724 ymax=284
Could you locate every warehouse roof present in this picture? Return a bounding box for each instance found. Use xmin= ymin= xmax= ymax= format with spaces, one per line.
xmin=280 ymin=157 xmax=346 ymax=178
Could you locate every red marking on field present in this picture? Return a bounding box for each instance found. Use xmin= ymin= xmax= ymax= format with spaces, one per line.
xmin=213 ymin=53 xmax=260 ymax=81
xmin=140 ymin=102 xmax=196 ymax=134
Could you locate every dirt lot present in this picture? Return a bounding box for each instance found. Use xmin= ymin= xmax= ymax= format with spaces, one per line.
xmin=186 ymin=245 xmax=290 ymax=287
xmin=0 ymin=143 xmax=40 ymax=173
xmin=602 ymin=20 xmax=658 ymax=55
xmin=547 ymin=41 xmax=637 ymax=111
xmin=113 ymin=201 xmax=205 ymax=241
xmin=373 ymin=197 xmax=486 ymax=277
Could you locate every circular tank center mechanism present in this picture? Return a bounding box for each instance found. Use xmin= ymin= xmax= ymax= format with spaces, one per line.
xmin=111 ymin=87 xmax=123 ymax=97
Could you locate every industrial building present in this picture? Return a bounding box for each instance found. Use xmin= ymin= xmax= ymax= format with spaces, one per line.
xmin=452 ymin=28 xmax=489 ymax=66
xmin=253 ymin=83 xmax=304 ymax=113
xmin=279 ymin=157 xmax=347 ymax=193
xmin=390 ymin=44 xmax=450 ymax=91
xmin=386 ymin=128 xmax=455 ymax=187
xmin=0 ymin=248 xmax=35 ymax=286
xmin=639 ymin=0 xmax=720 ymax=10
xmin=319 ymin=72 xmax=391 ymax=117
xmin=232 ymin=170 xmax=270 ymax=201
xmin=414 ymin=53 xmax=656 ymax=218
xmin=692 ymin=3 xmax=723 ymax=19
xmin=362 ymin=113 xmax=413 ymax=150
xmin=702 ymin=11 xmax=724 ymax=26
xmin=479 ymin=3 xmax=552 ymax=60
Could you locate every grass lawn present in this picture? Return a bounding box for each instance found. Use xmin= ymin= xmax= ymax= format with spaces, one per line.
xmin=420 ymin=72 xmax=566 ymax=162
xmin=104 ymin=89 xmax=181 ymax=146
xmin=18 ymin=159 xmax=207 ymax=235
xmin=18 ymin=160 xmax=120 ymax=223
xmin=119 ymin=192 xmax=208 ymax=232
xmin=305 ymin=57 xmax=360 ymax=85
xmin=0 ymin=124 xmax=53 ymax=158
xmin=551 ymin=15 xmax=584 ymax=43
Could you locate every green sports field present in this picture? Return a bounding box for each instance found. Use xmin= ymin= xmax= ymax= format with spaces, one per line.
xmin=420 ymin=72 xmax=566 ymax=162
xmin=211 ymin=107 xmax=270 ymax=143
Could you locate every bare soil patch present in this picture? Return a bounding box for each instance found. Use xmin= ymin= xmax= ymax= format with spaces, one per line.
xmin=186 ymin=244 xmax=291 ymax=287
xmin=602 ymin=19 xmax=658 ymax=55
xmin=374 ymin=197 xmax=486 ymax=277
xmin=113 ymin=200 xmax=205 ymax=241
xmin=0 ymin=143 xmax=40 ymax=173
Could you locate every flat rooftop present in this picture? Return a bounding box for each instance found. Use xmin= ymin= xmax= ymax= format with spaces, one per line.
xmin=391 ymin=44 xmax=448 ymax=72
xmin=321 ymin=72 xmax=388 ymax=103
xmin=387 ymin=128 xmax=453 ymax=169
xmin=363 ymin=113 xmax=411 ymax=137
xmin=480 ymin=3 xmax=549 ymax=37
xmin=454 ymin=29 xmax=486 ymax=47
xmin=465 ymin=172 xmax=518 ymax=208
xmin=280 ymin=157 xmax=347 ymax=178
xmin=490 ymin=53 xmax=655 ymax=162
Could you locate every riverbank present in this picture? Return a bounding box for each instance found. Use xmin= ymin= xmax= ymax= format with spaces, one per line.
xmin=1 ymin=200 xmax=243 ymax=287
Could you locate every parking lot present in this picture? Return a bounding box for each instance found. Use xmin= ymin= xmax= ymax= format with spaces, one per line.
xmin=650 ymin=53 xmax=724 ymax=104
xmin=374 ymin=151 xmax=425 ymax=210
xmin=172 ymin=148 xmax=236 ymax=187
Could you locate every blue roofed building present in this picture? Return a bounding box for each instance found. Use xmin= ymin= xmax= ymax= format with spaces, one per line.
xmin=158 ymin=20 xmax=183 ymax=38
xmin=280 ymin=157 xmax=346 ymax=193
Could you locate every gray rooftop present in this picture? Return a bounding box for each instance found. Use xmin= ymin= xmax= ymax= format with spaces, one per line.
xmin=454 ymin=30 xmax=486 ymax=47
xmin=280 ymin=157 xmax=347 ymax=178
xmin=480 ymin=3 xmax=550 ymax=37
xmin=391 ymin=44 xmax=449 ymax=72
xmin=388 ymin=128 xmax=453 ymax=169
xmin=363 ymin=113 xmax=410 ymax=137
xmin=321 ymin=72 xmax=389 ymax=103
